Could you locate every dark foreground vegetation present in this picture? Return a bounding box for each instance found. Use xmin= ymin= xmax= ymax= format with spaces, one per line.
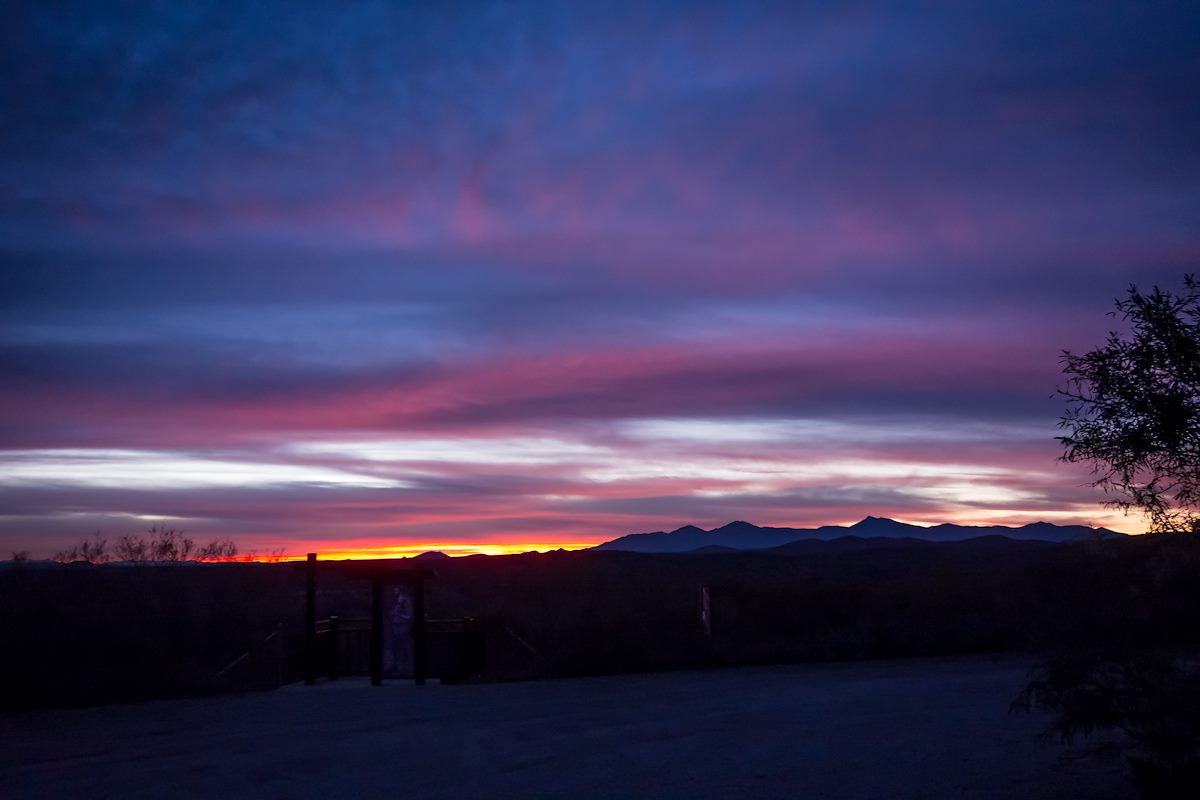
xmin=3 ymin=533 xmax=1199 ymax=713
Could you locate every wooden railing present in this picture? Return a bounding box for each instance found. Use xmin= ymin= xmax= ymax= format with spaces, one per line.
xmin=314 ymin=616 xmax=371 ymax=679
xmin=313 ymin=616 xmax=483 ymax=682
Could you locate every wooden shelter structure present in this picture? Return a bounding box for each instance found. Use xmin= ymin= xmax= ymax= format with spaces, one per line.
xmin=300 ymin=553 xmax=437 ymax=686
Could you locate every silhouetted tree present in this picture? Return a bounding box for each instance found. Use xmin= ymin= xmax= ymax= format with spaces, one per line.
xmin=1059 ymin=275 xmax=1200 ymax=532
xmin=1026 ymin=277 xmax=1200 ymax=797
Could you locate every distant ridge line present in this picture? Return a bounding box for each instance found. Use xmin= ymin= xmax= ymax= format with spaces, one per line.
xmin=591 ymin=516 xmax=1124 ymax=554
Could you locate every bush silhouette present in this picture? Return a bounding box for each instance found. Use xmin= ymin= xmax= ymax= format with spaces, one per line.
xmin=54 ymin=527 xmax=238 ymax=564
xmin=1014 ymin=651 xmax=1200 ymax=799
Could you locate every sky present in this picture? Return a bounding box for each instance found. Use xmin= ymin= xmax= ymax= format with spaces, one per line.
xmin=3 ymin=1 xmax=1200 ymax=557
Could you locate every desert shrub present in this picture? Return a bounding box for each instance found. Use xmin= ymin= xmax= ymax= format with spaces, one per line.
xmin=114 ymin=534 xmax=148 ymax=562
xmin=102 ymin=532 xmax=240 ymax=563
xmin=197 ymin=537 xmax=239 ymax=560
xmin=1014 ymin=650 xmax=1200 ymax=799
xmin=53 ymin=533 xmax=110 ymax=564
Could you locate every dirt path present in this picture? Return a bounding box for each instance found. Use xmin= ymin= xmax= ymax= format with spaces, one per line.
xmin=1 ymin=655 xmax=1132 ymax=799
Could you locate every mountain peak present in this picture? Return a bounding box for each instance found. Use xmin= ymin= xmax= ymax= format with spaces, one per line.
xmin=670 ymin=524 xmax=707 ymax=535
xmin=851 ymin=516 xmax=907 ymax=528
xmin=713 ymin=520 xmax=761 ymax=533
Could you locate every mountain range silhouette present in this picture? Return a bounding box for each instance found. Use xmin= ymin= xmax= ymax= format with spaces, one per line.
xmin=592 ymin=516 xmax=1123 ymax=553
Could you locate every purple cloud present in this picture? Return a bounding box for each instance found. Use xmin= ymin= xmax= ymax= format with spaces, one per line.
xmin=2 ymin=1 xmax=1197 ymax=554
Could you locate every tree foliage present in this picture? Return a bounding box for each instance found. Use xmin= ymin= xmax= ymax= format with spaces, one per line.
xmin=1059 ymin=275 xmax=1200 ymax=532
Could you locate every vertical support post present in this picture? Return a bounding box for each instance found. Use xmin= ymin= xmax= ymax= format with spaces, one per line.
xmin=275 ymin=622 xmax=285 ymax=688
xmin=304 ymin=553 xmax=317 ymax=685
xmin=328 ymin=615 xmax=341 ymax=680
xmin=370 ymin=578 xmax=384 ymax=686
xmin=413 ymin=575 xmax=427 ymax=686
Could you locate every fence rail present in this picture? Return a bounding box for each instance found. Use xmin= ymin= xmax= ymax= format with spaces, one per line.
xmin=313 ymin=616 xmax=482 ymax=682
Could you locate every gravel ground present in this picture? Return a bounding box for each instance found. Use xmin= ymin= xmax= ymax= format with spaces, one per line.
xmin=1 ymin=655 xmax=1133 ymax=799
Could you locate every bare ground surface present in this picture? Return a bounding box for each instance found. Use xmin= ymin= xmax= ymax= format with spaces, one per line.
xmin=1 ymin=655 xmax=1133 ymax=799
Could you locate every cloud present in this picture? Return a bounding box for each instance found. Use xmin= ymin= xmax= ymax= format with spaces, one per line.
xmin=2 ymin=1 xmax=1193 ymax=553
xmin=0 ymin=449 xmax=407 ymax=490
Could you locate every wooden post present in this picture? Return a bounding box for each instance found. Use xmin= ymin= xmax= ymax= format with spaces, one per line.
xmin=370 ymin=578 xmax=383 ymax=686
xmin=413 ymin=576 xmax=427 ymax=686
xmin=304 ymin=553 xmax=317 ymax=685
xmin=275 ymin=622 xmax=285 ymax=688
xmin=328 ymin=615 xmax=341 ymax=680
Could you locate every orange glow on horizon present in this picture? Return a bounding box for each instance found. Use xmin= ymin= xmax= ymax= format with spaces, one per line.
xmin=198 ymin=511 xmax=1147 ymax=564
xmin=225 ymin=540 xmax=604 ymax=562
